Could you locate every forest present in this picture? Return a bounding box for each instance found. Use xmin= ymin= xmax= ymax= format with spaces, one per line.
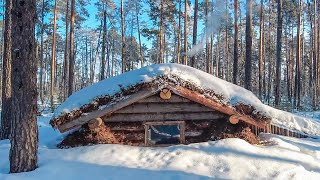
xmin=0 ymin=0 xmax=318 ymax=112
xmin=0 ymin=0 xmax=319 ymax=174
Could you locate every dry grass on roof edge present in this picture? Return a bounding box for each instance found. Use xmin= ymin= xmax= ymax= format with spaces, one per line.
xmin=50 ymin=74 xmax=270 ymax=129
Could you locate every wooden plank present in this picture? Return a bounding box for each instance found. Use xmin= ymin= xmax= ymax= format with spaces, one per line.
xmin=116 ymin=102 xmax=216 ymax=114
xmin=104 ymin=112 xmax=227 ymax=122
xmin=169 ymin=85 xmax=270 ymax=129
xmin=58 ymin=88 xmax=158 ymax=133
xmin=180 ymin=123 xmax=186 ymax=144
xmin=137 ymin=94 xmax=191 ymax=103
xmin=144 ymin=124 xmax=149 ymax=146
xmin=144 ymin=121 xmax=185 ymax=126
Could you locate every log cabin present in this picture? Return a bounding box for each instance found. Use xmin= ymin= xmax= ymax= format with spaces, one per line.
xmin=50 ymin=64 xmax=272 ymax=148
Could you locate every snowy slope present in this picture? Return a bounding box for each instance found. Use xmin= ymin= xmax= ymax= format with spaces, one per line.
xmin=52 ymin=63 xmax=320 ymax=135
xmin=1 ymin=115 xmax=320 ymax=180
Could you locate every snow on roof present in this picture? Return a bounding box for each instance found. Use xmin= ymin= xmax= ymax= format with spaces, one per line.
xmin=52 ymin=63 xmax=320 ymax=135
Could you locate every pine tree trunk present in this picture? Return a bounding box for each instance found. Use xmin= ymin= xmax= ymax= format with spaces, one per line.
xmin=0 ymin=0 xmax=12 ymax=140
xmin=51 ymin=0 xmax=57 ymax=111
xmin=100 ymin=3 xmax=106 ymax=80
xmin=63 ymin=0 xmax=69 ymax=100
xmin=205 ymin=0 xmax=209 ymax=73
xmin=136 ymin=1 xmax=143 ymax=67
xmin=275 ymin=0 xmax=282 ymax=106
xmin=294 ymin=0 xmax=302 ymax=109
xmin=10 ymin=0 xmax=38 ymax=173
xmin=225 ymin=0 xmax=229 ymax=81
xmin=233 ymin=0 xmax=238 ymax=84
xmin=183 ymin=0 xmax=188 ymax=65
xmin=121 ymin=0 xmax=126 ymax=73
xmin=245 ymin=0 xmax=253 ymax=91
xmin=258 ymin=0 xmax=263 ymax=99
xmin=68 ymin=0 xmax=75 ymax=96
xmin=159 ymin=0 xmax=163 ymax=64
xmin=191 ymin=0 xmax=198 ymax=67
xmin=216 ymin=32 xmax=220 ymax=77
xmin=39 ymin=0 xmax=45 ymax=103
xmin=177 ymin=0 xmax=181 ymax=64
xmin=313 ymin=0 xmax=317 ymax=109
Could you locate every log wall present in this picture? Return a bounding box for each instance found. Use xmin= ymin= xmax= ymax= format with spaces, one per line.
xmin=102 ymin=94 xmax=229 ymax=122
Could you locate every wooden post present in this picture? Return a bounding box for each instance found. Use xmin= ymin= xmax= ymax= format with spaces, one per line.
xmin=144 ymin=124 xmax=149 ymax=146
xmin=180 ymin=123 xmax=186 ymax=144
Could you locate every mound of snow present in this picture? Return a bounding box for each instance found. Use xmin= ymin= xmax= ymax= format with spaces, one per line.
xmin=1 ymin=116 xmax=320 ymax=180
xmin=53 ymin=63 xmax=320 ymax=135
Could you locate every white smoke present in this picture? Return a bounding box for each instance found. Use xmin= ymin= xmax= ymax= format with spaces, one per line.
xmin=187 ymin=1 xmax=226 ymax=57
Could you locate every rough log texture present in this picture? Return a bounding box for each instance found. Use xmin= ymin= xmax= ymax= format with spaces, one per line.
xmin=51 ymin=74 xmax=272 ymax=133
xmin=59 ymin=119 xmax=260 ymax=148
xmin=169 ymin=86 xmax=270 ymax=129
xmin=116 ymin=102 xmax=215 ymax=114
xmin=104 ymin=112 xmax=227 ymax=122
xmin=10 ymin=0 xmax=38 ymax=173
xmin=58 ymin=88 xmax=156 ymax=132
xmin=0 ymin=0 xmax=12 ymax=140
xmin=137 ymin=94 xmax=191 ymax=103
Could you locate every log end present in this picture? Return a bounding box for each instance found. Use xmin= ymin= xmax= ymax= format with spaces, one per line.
xmin=160 ymin=88 xmax=172 ymax=100
xmin=88 ymin=117 xmax=103 ymax=130
xmin=229 ymin=115 xmax=240 ymax=125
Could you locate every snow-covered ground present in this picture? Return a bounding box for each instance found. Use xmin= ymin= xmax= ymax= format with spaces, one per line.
xmin=1 ymin=114 xmax=320 ymax=180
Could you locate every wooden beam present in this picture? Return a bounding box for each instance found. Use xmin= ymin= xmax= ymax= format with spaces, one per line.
xmin=144 ymin=121 xmax=185 ymax=126
xmin=137 ymin=94 xmax=191 ymax=103
xmin=116 ymin=102 xmax=216 ymax=114
xmin=103 ymin=112 xmax=227 ymax=122
xmin=58 ymin=87 xmax=158 ymax=133
xmin=168 ymin=86 xmax=270 ymax=129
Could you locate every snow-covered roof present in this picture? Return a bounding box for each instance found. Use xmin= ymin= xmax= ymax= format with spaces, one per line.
xmin=51 ymin=63 xmax=320 ymax=135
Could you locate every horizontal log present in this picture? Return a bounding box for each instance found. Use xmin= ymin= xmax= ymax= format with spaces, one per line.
xmin=116 ymin=102 xmax=217 ymax=114
xmin=144 ymin=121 xmax=185 ymax=126
xmin=58 ymin=87 xmax=158 ymax=133
xmin=168 ymin=85 xmax=270 ymax=129
xmin=137 ymin=94 xmax=191 ymax=103
xmin=103 ymin=112 xmax=227 ymax=122
xmin=110 ymin=128 xmax=145 ymax=132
